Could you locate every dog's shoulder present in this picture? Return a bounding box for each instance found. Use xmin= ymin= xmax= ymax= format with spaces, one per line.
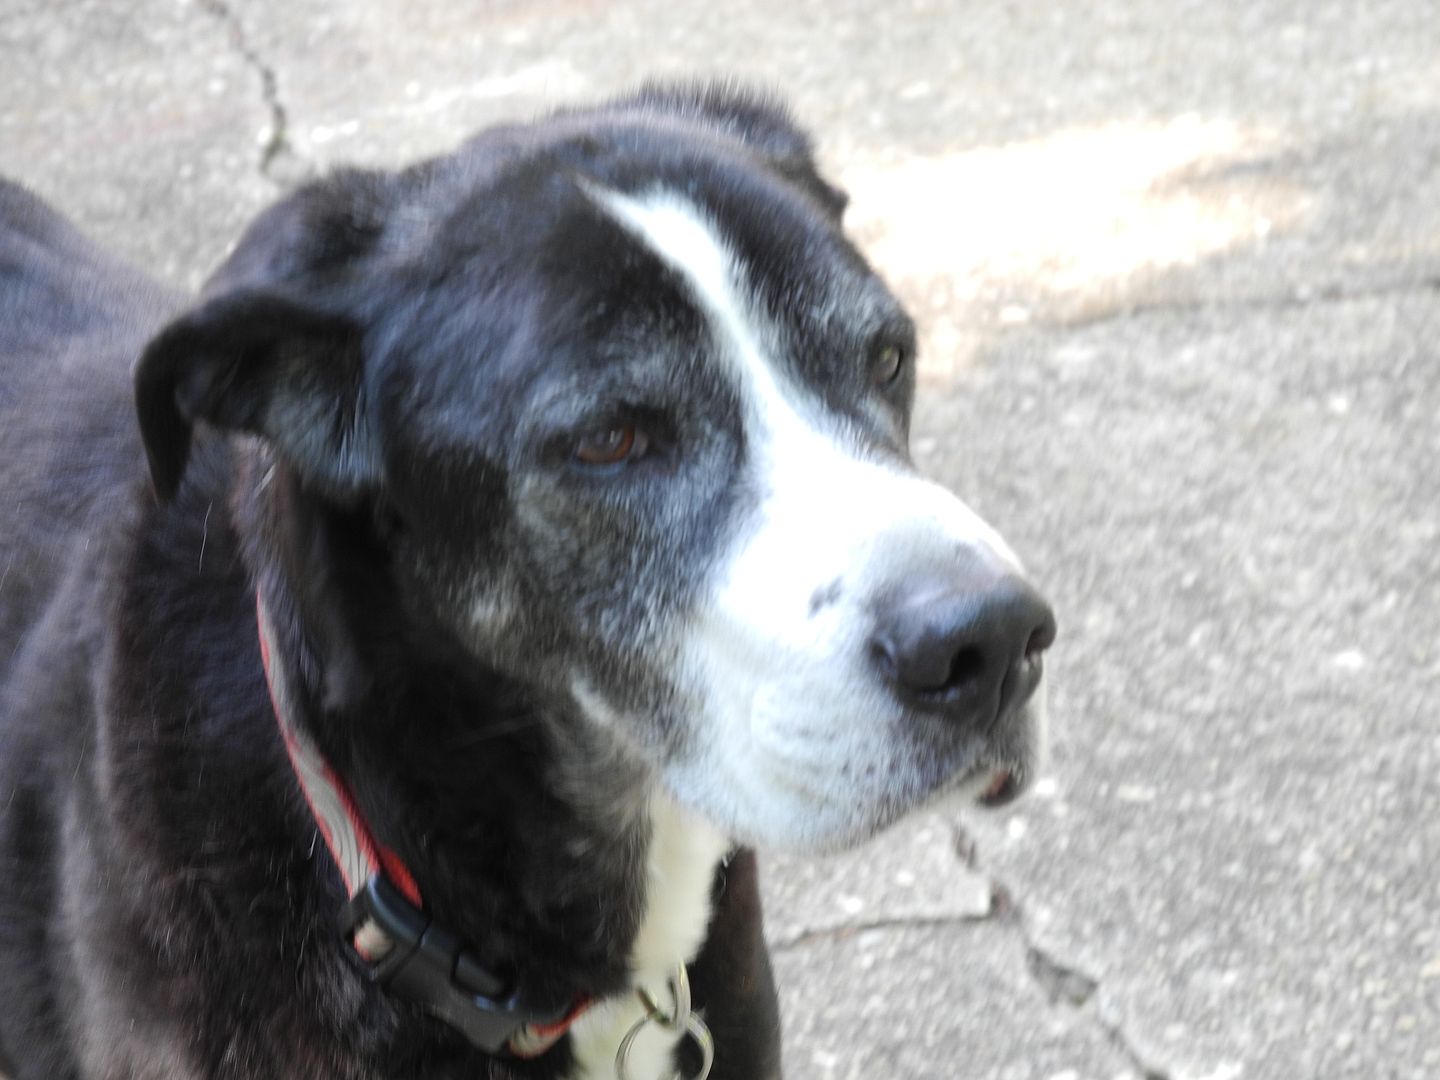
xmin=0 ymin=177 xmax=89 ymax=266
xmin=0 ymin=183 xmax=176 ymax=695
xmin=0 ymin=179 xmax=177 ymax=352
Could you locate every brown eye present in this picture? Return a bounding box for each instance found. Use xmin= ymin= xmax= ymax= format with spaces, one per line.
xmin=574 ymin=424 xmax=648 ymax=466
xmin=873 ymin=343 xmax=906 ymax=386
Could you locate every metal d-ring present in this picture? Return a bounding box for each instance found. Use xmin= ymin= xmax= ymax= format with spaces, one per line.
xmin=615 ymin=964 xmax=715 ymax=1080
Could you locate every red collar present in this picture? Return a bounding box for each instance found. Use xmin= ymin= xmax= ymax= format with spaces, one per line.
xmin=256 ymin=594 xmax=590 ymax=1058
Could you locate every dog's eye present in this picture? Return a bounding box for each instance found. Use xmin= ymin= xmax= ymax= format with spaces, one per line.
xmin=872 ymin=343 xmax=906 ymax=387
xmin=574 ymin=424 xmax=649 ymax=467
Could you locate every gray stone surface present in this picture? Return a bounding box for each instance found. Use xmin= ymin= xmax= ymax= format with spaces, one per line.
xmin=1 ymin=0 xmax=1437 ymax=1077
xmin=939 ymin=292 xmax=1440 ymax=1080
xmin=763 ymin=815 xmax=995 ymax=950
xmin=771 ymin=923 xmax=1139 ymax=1080
xmin=0 ymin=0 xmax=275 ymax=285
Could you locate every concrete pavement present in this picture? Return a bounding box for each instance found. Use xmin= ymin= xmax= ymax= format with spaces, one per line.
xmin=2 ymin=1 xmax=1437 ymax=1077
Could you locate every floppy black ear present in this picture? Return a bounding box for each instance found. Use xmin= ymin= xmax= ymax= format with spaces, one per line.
xmin=622 ymin=80 xmax=850 ymax=217
xmin=134 ymin=289 xmax=378 ymax=501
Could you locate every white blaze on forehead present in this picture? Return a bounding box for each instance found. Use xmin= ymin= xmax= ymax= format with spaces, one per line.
xmin=591 ymin=187 xmax=833 ymax=438
xmin=593 ymin=189 xmax=759 ymax=370
xmin=589 ymin=185 xmax=1019 ymax=566
xmin=591 ymin=185 xmax=1037 ymax=851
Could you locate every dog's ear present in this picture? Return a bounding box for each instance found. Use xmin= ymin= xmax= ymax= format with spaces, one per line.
xmin=135 ymin=171 xmax=394 ymax=502
xmin=623 ymin=81 xmax=850 ymax=217
xmin=134 ymin=289 xmax=377 ymax=502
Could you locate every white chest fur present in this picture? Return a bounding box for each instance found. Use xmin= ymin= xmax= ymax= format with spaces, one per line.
xmin=567 ymin=793 xmax=730 ymax=1080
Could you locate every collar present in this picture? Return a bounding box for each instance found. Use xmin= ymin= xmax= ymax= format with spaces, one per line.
xmin=256 ymin=594 xmax=591 ymax=1058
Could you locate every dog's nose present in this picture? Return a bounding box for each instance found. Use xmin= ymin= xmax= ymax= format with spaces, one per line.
xmin=871 ymin=575 xmax=1056 ymax=721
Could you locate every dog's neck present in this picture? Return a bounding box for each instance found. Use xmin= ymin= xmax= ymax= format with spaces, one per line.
xmin=247 ymin=514 xmax=646 ymax=1007
xmin=230 ymin=452 xmax=728 ymax=1072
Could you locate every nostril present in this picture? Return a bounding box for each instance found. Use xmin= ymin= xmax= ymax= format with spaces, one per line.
xmin=873 ymin=631 xmax=988 ymax=698
xmin=1024 ymin=620 xmax=1055 ymax=662
xmin=945 ymin=646 xmax=987 ymax=692
xmin=869 ymin=637 xmax=899 ymax=683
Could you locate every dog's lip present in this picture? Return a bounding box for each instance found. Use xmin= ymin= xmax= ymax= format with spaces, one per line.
xmin=976 ymin=767 xmax=1024 ymax=808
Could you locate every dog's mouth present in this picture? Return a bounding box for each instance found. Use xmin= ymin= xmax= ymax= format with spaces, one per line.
xmin=967 ymin=672 xmax=1049 ymax=810
xmin=976 ymin=766 xmax=1024 ymax=808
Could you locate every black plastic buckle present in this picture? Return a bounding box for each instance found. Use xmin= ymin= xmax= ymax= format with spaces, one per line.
xmin=341 ymin=874 xmax=565 ymax=1055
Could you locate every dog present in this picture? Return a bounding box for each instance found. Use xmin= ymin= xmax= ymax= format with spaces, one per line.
xmin=0 ymin=82 xmax=1054 ymax=1079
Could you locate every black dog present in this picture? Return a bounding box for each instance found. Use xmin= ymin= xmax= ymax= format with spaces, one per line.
xmin=0 ymin=83 xmax=1054 ymax=1079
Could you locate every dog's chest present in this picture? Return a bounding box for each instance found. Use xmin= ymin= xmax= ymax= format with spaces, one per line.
xmin=566 ymin=794 xmax=729 ymax=1080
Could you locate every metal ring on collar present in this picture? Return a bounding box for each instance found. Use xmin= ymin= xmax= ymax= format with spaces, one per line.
xmin=634 ymin=962 xmax=692 ymax=1033
xmin=616 ymin=965 xmax=714 ymax=1080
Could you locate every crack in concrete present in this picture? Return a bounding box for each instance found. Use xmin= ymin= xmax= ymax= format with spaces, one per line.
xmin=765 ymin=820 xmax=1178 ymax=1076
xmin=1024 ymin=937 xmax=1170 ymax=1080
xmin=197 ymin=0 xmax=300 ymax=179
xmin=1046 ymin=274 xmax=1440 ymax=333
xmin=1025 ymin=938 xmax=1099 ymax=1007
xmin=980 ymin=845 xmax=1174 ymax=1080
xmin=769 ymin=911 xmax=993 ymax=953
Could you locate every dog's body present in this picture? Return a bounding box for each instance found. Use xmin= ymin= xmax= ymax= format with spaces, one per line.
xmin=0 ymin=85 xmax=1053 ymax=1079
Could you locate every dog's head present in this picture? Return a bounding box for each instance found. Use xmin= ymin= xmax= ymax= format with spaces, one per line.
xmin=135 ymin=83 xmax=1054 ymax=853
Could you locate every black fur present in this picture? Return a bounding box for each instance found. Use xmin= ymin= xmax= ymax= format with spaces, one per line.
xmin=0 ymin=85 xmax=859 ymax=1079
